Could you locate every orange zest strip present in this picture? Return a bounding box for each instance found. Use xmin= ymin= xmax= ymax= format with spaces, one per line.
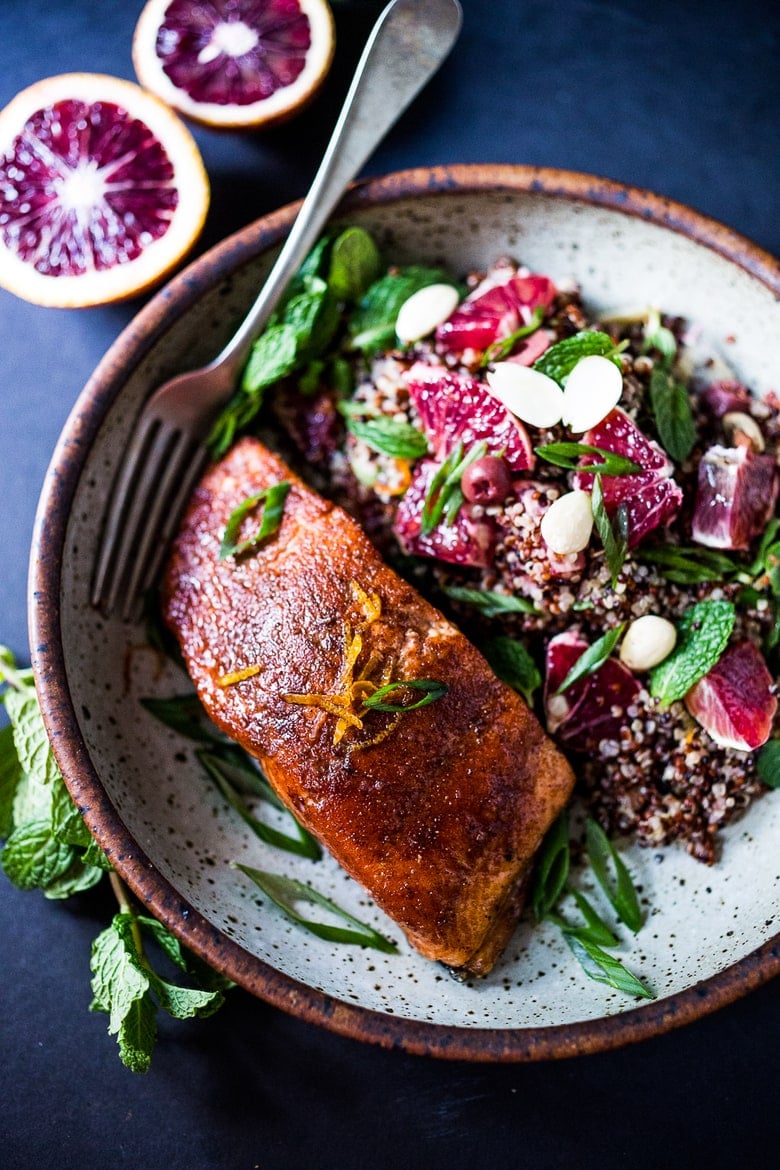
xmin=217 ymin=664 xmax=262 ymax=687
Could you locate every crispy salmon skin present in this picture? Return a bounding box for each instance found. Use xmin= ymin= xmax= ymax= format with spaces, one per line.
xmin=162 ymin=437 xmax=575 ymax=974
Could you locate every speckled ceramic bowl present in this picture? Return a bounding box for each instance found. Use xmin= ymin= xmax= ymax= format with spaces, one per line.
xmin=30 ymin=165 xmax=780 ymax=1061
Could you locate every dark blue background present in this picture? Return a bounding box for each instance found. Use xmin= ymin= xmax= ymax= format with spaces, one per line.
xmin=1 ymin=1 xmax=778 ymax=1166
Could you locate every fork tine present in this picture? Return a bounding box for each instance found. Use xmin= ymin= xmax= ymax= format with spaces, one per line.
xmin=117 ymin=428 xmax=204 ymax=621
xmin=91 ymin=413 xmax=165 ymax=612
xmin=121 ymin=440 xmax=209 ymax=620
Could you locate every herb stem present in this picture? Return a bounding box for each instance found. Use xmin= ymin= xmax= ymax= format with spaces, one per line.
xmin=109 ymin=871 xmax=145 ymax=959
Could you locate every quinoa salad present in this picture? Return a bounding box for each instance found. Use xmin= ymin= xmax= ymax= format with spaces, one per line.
xmin=212 ymin=227 xmax=780 ymax=867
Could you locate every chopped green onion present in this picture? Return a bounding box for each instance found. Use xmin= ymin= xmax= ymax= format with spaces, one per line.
xmin=234 ymin=864 xmax=398 ymax=953
xmin=420 ymin=441 xmax=487 ymax=535
xmin=535 ymin=441 xmax=642 ymax=476
xmin=553 ymin=622 xmax=626 ymax=697
xmin=362 ymin=679 xmax=448 ymax=713
xmin=552 ymin=887 xmax=620 ymax=948
xmin=635 ymin=544 xmax=742 ymax=585
xmin=531 ymin=810 xmax=570 ymax=922
xmin=481 ymin=305 xmax=545 ymax=365
xmin=564 ymin=934 xmax=655 ymax=999
xmin=198 ymin=751 xmax=321 ymax=860
xmin=219 ymin=481 xmax=291 ymax=560
xmin=591 ymin=476 xmax=629 ymax=585
xmin=584 ymin=818 xmax=643 ymax=933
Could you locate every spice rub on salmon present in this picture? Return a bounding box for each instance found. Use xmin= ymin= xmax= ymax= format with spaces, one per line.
xmin=161 ymin=437 xmax=575 ymax=975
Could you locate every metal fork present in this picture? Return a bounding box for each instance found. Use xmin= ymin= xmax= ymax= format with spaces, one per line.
xmin=91 ymin=0 xmax=462 ymax=619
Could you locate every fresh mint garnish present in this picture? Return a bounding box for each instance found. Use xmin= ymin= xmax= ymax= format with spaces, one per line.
xmin=338 ymin=403 xmax=429 ymax=460
xmin=756 ymin=739 xmax=780 ymax=789
xmin=649 ymin=365 xmax=697 ymax=463
xmin=326 ymin=225 xmax=382 ymax=303
xmin=349 ymin=265 xmax=451 ymax=354
xmin=649 ymin=598 xmax=735 ymax=704
xmin=533 ymin=330 xmax=625 ymax=385
xmin=481 ymin=635 xmax=542 ymax=705
xmin=442 ymin=584 xmax=539 ymax=617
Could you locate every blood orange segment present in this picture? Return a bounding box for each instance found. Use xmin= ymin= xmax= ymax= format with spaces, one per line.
xmin=0 ymin=73 xmax=209 ymax=308
xmin=435 ymin=269 xmax=557 ymax=356
xmin=133 ymin=0 xmax=336 ymax=129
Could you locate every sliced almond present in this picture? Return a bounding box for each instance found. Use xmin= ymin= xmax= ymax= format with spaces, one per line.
xmin=486 ymin=362 xmax=564 ymax=428
xmin=561 ymin=354 xmax=623 ymax=433
xmin=540 ymin=489 xmax=594 ymax=554
xmin=395 ymin=283 xmax=460 ymax=343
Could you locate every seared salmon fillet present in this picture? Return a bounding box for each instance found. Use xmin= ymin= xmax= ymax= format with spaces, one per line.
xmin=162 ymin=437 xmax=575 ymax=975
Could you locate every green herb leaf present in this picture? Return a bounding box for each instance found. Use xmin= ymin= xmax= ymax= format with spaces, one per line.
xmin=635 ymin=544 xmax=741 ymax=585
xmin=3 ymin=687 xmax=60 ymax=787
xmin=531 ymin=810 xmax=570 ymax=922
xmin=756 ymin=739 xmax=780 ymax=789
xmin=219 ymin=481 xmax=291 ymax=559
xmin=551 ymin=887 xmax=620 ymax=948
xmin=339 ymin=406 xmax=429 ymax=460
xmin=0 ymin=722 xmax=21 ymax=837
xmin=553 ymin=622 xmax=626 ymax=696
xmin=584 ymin=818 xmax=643 ymax=933
xmin=642 ymin=307 xmax=678 ymax=367
xmin=481 ymin=635 xmax=542 ymax=705
xmin=141 ymin=693 xmax=226 ymax=744
xmin=481 ymin=305 xmax=545 ymax=365
xmin=535 ymin=441 xmax=642 ymax=477
xmin=50 ymin=772 xmax=92 ymax=848
xmin=362 ymin=679 xmax=448 ymax=713
xmin=198 ymin=749 xmax=322 ymax=860
xmin=649 ymin=598 xmax=735 ymax=704
xmin=565 ymin=933 xmax=655 ymax=999
xmin=114 ymin=994 xmax=158 ymax=1075
xmin=90 ymin=914 xmax=154 ymax=1066
xmin=533 ymin=330 xmax=624 ymax=385
xmin=421 ymin=441 xmax=487 ymax=535
xmin=349 ymin=266 xmax=450 ymax=354
xmin=327 ymin=226 xmax=382 ymax=303
xmin=0 ymin=818 xmax=75 ymax=890
xmin=649 ymin=366 xmax=697 ymax=463
xmin=591 ymin=476 xmax=629 ymax=586
xmin=234 ymin=864 xmax=398 ymax=953
xmin=442 ymin=584 xmax=539 ymax=617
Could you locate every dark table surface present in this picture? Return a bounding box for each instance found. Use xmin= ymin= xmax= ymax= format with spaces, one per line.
xmin=1 ymin=1 xmax=778 ymax=1166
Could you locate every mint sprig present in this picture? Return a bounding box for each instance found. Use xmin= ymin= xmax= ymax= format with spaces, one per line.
xmin=649 ymin=599 xmax=735 ymax=704
xmin=533 ymin=330 xmax=625 ymax=385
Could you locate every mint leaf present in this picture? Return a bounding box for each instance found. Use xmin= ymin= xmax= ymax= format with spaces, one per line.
xmin=116 ymin=993 xmax=157 ymax=1075
xmin=481 ymin=635 xmax=542 ymax=705
xmin=339 ymin=407 xmax=429 ymax=460
xmin=90 ymin=913 xmax=150 ymax=1026
xmin=649 ymin=366 xmax=697 ymax=463
xmin=349 ymin=266 xmax=450 ymax=354
xmin=50 ymin=773 xmax=92 ymax=848
xmin=649 ymin=599 xmax=735 ymax=704
xmin=0 ymin=722 xmax=21 ymax=836
xmin=1 ymin=818 xmax=75 ymax=890
xmin=533 ymin=331 xmax=623 ymax=385
xmin=327 ymin=226 xmax=382 ymax=303
xmin=147 ymin=973 xmax=224 ymax=1021
xmin=756 ymin=740 xmax=780 ymax=789
xmin=4 ymin=688 xmax=60 ymax=787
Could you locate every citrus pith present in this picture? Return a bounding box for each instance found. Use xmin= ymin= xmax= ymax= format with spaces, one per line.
xmin=0 ymin=73 xmax=210 ymax=308
xmin=132 ymin=0 xmax=336 ymax=130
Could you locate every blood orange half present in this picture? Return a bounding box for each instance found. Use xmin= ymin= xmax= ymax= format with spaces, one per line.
xmin=132 ymin=0 xmax=336 ymax=130
xmin=0 ymin=73 xmax=210 ymax=308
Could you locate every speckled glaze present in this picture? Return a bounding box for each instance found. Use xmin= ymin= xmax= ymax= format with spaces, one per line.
xmin=29 ymin=165 xmax=780 ymax=1061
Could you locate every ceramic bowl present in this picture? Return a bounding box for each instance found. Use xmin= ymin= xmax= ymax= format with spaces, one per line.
xmin=30 ymin=164 xmax=780 ymax=1061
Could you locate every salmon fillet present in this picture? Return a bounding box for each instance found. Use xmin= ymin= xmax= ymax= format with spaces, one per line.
xmin=162 ymin=437 xmax=575 ymax=975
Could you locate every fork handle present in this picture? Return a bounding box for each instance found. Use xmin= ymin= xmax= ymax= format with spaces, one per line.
xmin=205 ymin=0 xmax=462 ymax=386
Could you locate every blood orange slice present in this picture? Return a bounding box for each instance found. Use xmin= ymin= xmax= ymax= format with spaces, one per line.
xmin=132 ymin=0 xmax=336 ymax=130
xmin=0 ymin=73 xmax=209 ymax=308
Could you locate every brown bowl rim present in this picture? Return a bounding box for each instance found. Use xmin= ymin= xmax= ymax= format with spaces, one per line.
xmin=29 ymin=163 xmax=780 ymax=1062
